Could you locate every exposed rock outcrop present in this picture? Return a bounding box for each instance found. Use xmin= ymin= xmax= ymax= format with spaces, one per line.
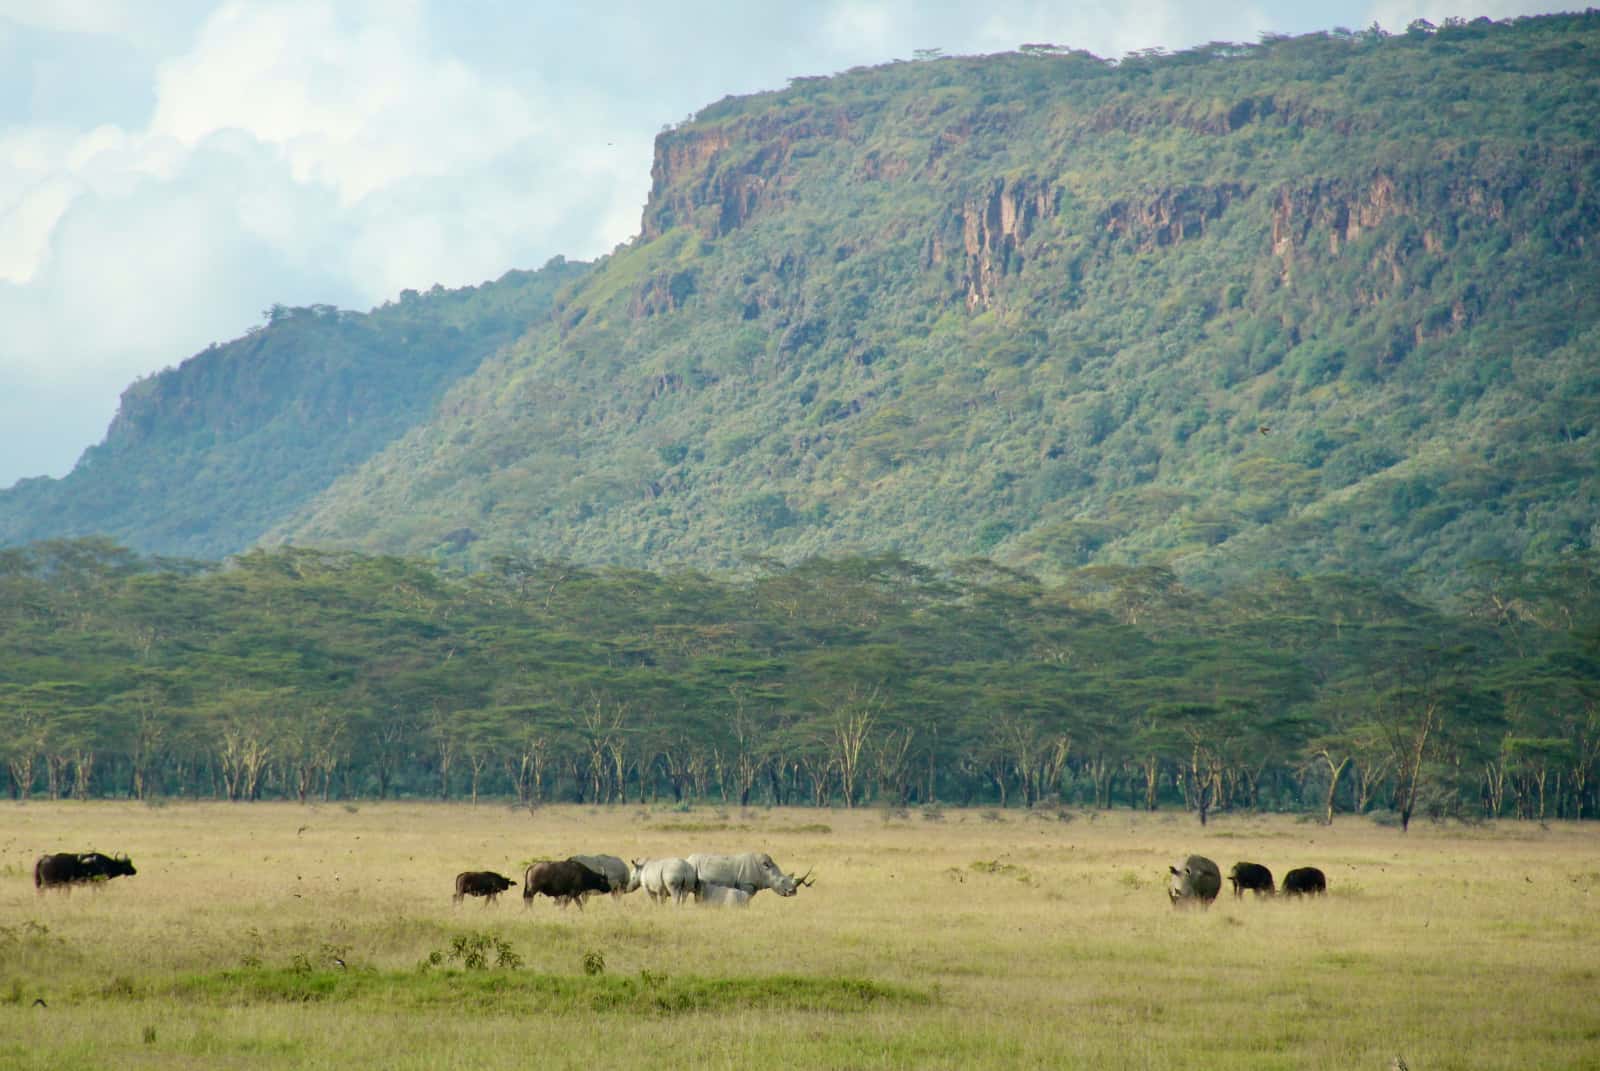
xmin=1098 ymin=183 xmax=1249 ymax=253
xmin=928 ymin=177 xmax=1059 ymax=310
xmin=640 ymin=111 xmax=852 ymax=239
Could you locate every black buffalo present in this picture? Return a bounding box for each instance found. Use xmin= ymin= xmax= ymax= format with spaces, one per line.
xmin=34 ymin=852 xmax=137 ymax=892
xmin=1282 ymin=866 xmax=1327 ymax=897
xmin=522 ymin=859 xmax=611 ymax=909
xmin=1227 ymin=861 xmax=1276 ymax=897
xmin=453 ymin=870 xmax=516 ymax=904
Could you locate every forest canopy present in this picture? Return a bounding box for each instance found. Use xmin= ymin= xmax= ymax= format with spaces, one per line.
xmin=3 ymin=539 xmax=1595 ymax=828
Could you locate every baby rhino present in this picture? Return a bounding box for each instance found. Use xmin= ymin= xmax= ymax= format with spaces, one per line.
xmin=1168 ymin=854 xmax=1221 ymax=909
xmin=1228 ymin=861 xmax=1275 ymax=897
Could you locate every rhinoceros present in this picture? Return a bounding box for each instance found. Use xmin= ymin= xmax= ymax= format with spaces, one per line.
xmin=1168 ymin=854 xmax=1222 ymax=908
xmin=630 ymin=857 xmax=697 ymax=904
xmin=570 ymin=854 xmax=631 ymax=898
xmin=686 ymin=852 xmax=811 ymax=898
xmin=696 ymin=882 xmax=753 ymax=907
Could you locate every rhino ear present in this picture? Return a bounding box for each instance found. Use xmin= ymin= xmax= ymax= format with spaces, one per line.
xmin=1169 ymin=866 xmax=1180 ymax=876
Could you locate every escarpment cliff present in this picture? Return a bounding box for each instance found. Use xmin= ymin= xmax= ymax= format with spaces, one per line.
xmin=8 ymin=15 xmax=1599 ymax=591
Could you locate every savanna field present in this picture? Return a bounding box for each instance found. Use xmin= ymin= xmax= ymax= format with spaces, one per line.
xmin=2 ymin=803 xmax=1597 ymax=1070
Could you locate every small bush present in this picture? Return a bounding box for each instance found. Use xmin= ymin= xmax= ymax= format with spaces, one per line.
xmin=420 ymin=932 xmax=520 ymax=972
xmin=583 ymin=950 xmax=606 ymax=977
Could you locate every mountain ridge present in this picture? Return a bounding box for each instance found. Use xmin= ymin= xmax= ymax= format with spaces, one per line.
xmin=0 ymin=259 xmax=589 ymax=558
xmin=5 ymin=15 xmax=1598 ymax=591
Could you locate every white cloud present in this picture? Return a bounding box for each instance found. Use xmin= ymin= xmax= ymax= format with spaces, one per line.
xmin=823 ymin=2 xmax=905 ymax=54
xmin=0 ymin=0 xmax=649 ymax=485
xmin=0 ymin=0 xmax=145 ymax=36
xmin=149 ymin=0 xmax=548 ymax=205
xmin=1363 ymin=0 xmax=1560 ymax=33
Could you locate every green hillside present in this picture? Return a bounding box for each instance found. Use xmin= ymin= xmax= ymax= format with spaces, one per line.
xmin=0 ymin=258 xmax=589 ymax=559
xmin=274 ymin=15 xmax=1600 ymax=592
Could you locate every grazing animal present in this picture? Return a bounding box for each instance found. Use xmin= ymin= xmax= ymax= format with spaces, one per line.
xmin=522 ymin=859 xmax=612 ymax=909
xmin=570 ymin=853 xmax=631 ymax=898
xmin=697 ymin=882 xmax=753 ymax=907
xmin=1282 ymin=866 xmax=1327 ymax=897
xmin=631 ymin=857 xmax=698 ymax=904
xmin=34 ymin=852 xmax=137 ymax=893
xmin=453 ymin=870 xmax=516 ymax=904
xmin=1168 ymin=854 xmax=1222 ymax=908
xmin=1227 ymin=861 xmax=1276 ymax=897
xmin=686 ymin=852 xmax=807 ymax=898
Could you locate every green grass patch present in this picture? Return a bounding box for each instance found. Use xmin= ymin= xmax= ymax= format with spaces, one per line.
xmin=131 ymin=969 xmax=930 ymax=1016
xmin=969 ymin=859 xmax=1033 ymax=884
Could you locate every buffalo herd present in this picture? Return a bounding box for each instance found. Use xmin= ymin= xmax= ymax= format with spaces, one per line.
xmin=1169 ymin=856 xmax=1329 ymax=908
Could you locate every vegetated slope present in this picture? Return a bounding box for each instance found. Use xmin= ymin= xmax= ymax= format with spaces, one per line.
xmin=276 ymin=17 xmax=1600 ymax=591
xmin=0 ymin=259 xmax=590 ymax=560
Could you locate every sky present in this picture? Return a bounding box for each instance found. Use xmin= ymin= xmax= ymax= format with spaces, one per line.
xmin=0 ymin=0 xmax=1568 ymax=489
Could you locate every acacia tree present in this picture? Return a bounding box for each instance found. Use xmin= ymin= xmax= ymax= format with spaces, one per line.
xmin=1370 ymin=641 xmax=1483 ymax=831
xmin=0 ymin=694 xmax=47 ymax=799
xmin=279 ymin=703 xmax=344 ymax=803
xmin=114 ymin=679 xmax=171 ymax=801
xmin=210 ymin=690 xmax=284 ymax=801
xmin=828 ymin=688 xmax=878 ymax=808
xmin=726 ymin=688 xmax=774 ymax=807
xmin=574 ymin=692 xmax=629 ymax=803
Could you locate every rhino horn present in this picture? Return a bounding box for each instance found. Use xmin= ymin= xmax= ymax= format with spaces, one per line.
xmin=796 ymin=867 xmax=816 ymax=888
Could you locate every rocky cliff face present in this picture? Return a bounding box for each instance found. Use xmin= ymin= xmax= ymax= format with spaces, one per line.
xmin=641 ymin=111 xmax=855 ymax=240
xmin=927 ymin=178 xmax=1059 ymax=310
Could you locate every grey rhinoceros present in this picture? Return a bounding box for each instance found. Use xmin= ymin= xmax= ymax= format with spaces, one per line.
xmin=686 ymin=852 xmax=812 ymax=898
xmin=570 ymin=854 xmax=631 ymax=898
xmin=1168 ymin=854 xmax=1221 ymax=908
xmin=697 ymin=882 xmax=753 ymax=907
xmin=629 ymin=857 xmax=698 ymax=904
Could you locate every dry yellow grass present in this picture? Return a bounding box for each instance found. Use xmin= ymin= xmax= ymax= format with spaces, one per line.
xmin=2 ymin=801 xmax=1597 ymax=1069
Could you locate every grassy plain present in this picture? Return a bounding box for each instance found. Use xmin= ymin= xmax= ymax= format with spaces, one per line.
xmin=1 ymin=801 xmax=1596 ymax=1070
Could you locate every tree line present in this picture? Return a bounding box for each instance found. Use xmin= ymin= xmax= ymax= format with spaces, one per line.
xmin=2 ymin=539 xmax=1596 ymax=828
